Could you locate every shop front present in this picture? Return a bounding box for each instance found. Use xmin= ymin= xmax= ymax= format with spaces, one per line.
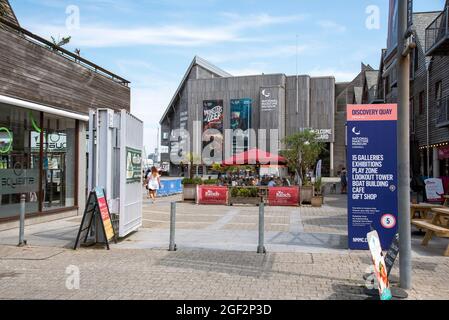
xmin=0 ymin=97 xmax=87 ymax=222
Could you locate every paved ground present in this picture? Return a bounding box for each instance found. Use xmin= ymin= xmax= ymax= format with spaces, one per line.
xmin=0 ymin=193 xmax=448 ymax=300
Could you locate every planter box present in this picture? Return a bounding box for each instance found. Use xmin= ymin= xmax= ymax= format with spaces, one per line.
xmin=311 ymin=196 xmax=324 ymax=207
xmin=182 ymin=184 xmax=198 ymax=201
xmin=301 ymin=186 xmax=314 ymax=204
xmin=229 ymin=197 xmax=262 ymax=206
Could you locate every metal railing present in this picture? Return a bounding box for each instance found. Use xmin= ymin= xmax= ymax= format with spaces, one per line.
xmin=425 ymin=6 xmax=449 ymax=54
xmin=0 ymin=17 xmax=130 ymax=86
xmin=437 ymin=95 xmax=449 ymax=127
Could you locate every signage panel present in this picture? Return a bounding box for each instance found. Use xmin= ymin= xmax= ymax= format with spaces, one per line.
xmin=268 ymin=187 xmax=300 ymax=206
xmin=126 ymin=147 xmax=142 ymax=184
xmin=347 ymin=104 xmax=398 ymax=250
xmin=197 ymin=186 xmax=229 ymax=205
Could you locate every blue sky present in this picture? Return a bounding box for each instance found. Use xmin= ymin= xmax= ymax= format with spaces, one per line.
xmin=9 ymin=0 xmax=446 ymax=154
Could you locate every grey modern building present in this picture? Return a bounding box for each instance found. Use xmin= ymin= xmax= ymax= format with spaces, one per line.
xmin=159 ymin=56 xmax=340 ymax=177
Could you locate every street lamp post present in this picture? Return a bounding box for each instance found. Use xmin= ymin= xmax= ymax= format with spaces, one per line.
xmin=397 ymin=0 xmax=412 ymax=290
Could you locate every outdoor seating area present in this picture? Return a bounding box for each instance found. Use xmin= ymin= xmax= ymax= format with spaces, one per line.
xmin=411 ymin=203 xmax=449 ymax=256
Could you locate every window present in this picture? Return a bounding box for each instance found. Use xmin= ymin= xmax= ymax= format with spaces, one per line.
xmin=414 ymin=47 xmax=419 ymax=72
xmin=419 ymin=91 xmax=425 ymax=115
xmin=0 ymin=103 xmax=78 ymax=220
xmin=436 ymin=81 xmax=443 ymax=101
xmin=0 ymin=104 xmax=41 ymax=219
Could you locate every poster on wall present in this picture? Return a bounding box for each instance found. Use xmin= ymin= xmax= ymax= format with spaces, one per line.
xmin=347 ymin=104 xmax=398 ymax=250
xmin=231 ymin=99 xmax=252 ymax=131
xmin=260 ymin=88 xmax=279 ymax=112
xmin=203 ymin=100 xmax=224 ymax=149
xmin=126 ymin=147 xmax=142 ymax=184
xmin=231 ymin=99 xmax=252 ymax=154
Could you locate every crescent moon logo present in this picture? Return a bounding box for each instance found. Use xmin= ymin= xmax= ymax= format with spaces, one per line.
xmin=352 ymin=127 xmax=361 ymax=135
xmin=261 ymin=89 xmax=271 ymax=98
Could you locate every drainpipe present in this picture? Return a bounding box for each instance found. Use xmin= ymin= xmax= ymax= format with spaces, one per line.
xmin=426 ymin=59 xmax=432 ymax=177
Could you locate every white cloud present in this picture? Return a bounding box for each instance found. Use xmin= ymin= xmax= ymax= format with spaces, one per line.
xmin=317 ymin=20 xmax=347 ymax=33
xmin=25 ymin=13 xmax=306 ymax=48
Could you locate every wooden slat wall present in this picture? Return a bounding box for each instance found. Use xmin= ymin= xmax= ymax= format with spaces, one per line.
xmin=310 ymin=77 xmax=336 ymax=141
xmin=0 ymin=27 xmax=130 ymax=114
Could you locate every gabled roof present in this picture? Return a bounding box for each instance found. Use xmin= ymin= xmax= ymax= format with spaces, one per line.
xmin=159 ymin=56 xmax=232 ymax=124
xmin=0 ymin=0 xmax=19 ymax=27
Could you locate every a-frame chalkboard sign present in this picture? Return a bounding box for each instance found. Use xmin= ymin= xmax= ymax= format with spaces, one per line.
xmin=74 ymin=187 xmax=117 ymax=250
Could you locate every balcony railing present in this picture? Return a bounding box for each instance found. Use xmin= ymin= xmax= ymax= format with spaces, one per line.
xmin=437 ymin=95 xmax=449 ymax=127
xmin=0 ymin=17 xmax=130 ymax=86
xmin=425 ymin=6 xmax=449 ymax=56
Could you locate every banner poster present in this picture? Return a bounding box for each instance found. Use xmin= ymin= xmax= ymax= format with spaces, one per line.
xmin=231 ymin=98 xmax=252 ymax=154
xmin=367 ymin=230 xmax=392 ymax=301
xmin=197 ymin=186 xmax=229 ymax=205
xmin=347 ymin=104 xmax=398 ymax=250
xmin=268 ymin=187 xmax=300 ymax=206
xmin=203 ymin=100 xmax=224 ymax=150
xmin=231 ymin=99 xmax=252 ymax=131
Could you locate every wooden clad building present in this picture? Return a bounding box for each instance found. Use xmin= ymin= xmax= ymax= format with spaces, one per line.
xmin=160 ymin=56 xmax=337 ymax=177
xmin=0 ymin=0 xmax=130 ymax=228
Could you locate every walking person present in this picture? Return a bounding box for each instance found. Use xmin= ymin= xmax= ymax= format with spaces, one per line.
xmin=340 ymin=168 xmax=348 ymax=194
xmin=146 ymin=167 xmax=161 ymax=203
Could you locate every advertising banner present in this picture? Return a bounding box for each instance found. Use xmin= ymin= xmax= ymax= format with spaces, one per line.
xmin=260 ymin=88 xmax=279 ymax=113
xmin=424 ymin=178 xmax=444 ymax=202
xmin=126 ymin=147 xmax=142 ymax=184
xmin=231 ymin=99 xmax=252 ymax=154
xmin=197 ymin=186 xmax=229 ymax=205
xmin=95 ymin=187 xmax=115 ymax=242
xmin=203 ymin=100 xmax=224 ymax=147
xmin=367 ymin=230 xmax=392 ymax=301
xmin=268 ymin=187 xmax=300 ymax=206
xmin=231 ymin=99 xmax=252 ymax=131
xmin=158 ymin=179 xmax=183 ymax=197
xmin=347 ymin=104 xmax=398 ymax=250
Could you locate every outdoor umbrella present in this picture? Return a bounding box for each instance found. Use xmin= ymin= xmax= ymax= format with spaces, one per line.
xmin=222 ymin=148 xmax=286 ymax=166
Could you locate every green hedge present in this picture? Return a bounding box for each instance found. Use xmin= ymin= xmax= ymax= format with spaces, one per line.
xmin=230 ymin=187 xmax=259 ymax=198
xmin=181 ymin=178 xmax=203 ymax=185
xmin=203 ymin=179 xmax=219 ymax=185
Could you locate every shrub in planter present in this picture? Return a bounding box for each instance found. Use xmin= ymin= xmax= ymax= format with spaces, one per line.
xmin=182 ymin=177 xmax=203 ymax=201
xmin=181 ymin=177 xmax=203 ymax=186
xmin=203 ymin=179 xmax=219 ymax=185
xmin=229 ymin=187 xmax=261 ymax=205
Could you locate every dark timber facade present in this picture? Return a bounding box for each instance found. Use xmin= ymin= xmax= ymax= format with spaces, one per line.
xmin=0 ymin=0 xmax=130 ymax=227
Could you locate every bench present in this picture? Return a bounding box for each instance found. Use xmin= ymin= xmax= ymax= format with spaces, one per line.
xmin=412 ymin=220 xmax=449 ymax=257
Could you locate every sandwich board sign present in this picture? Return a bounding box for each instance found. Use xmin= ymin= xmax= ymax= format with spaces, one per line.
xmin=367 ymin=230 xmax=392 ymax=301
xmin=74 ymin=187 xmax=116 ymax=250
xmin=424 ymin=178 xmax=444 ymax=203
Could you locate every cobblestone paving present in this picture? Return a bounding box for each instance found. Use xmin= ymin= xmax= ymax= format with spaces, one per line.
xmin=0 ymin=245 xmax=448 ymax=300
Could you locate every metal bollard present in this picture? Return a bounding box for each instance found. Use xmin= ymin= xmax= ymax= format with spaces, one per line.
xmin=257 ymin=202 xmax=266 ymax=254
xmin=169 ymin=202 xmax=177 ymax=251
xmin=18 ymin=194 xmax=27 ymax=247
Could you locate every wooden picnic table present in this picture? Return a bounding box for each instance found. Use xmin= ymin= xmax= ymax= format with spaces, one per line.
xmin=413 ymin=207 xmax=449 ymax=257
xmin=410 ymin=203 xmax=443 ymax=221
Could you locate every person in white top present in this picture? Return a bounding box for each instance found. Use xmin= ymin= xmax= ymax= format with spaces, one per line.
xmin=146 ymin=167 xmax=161 ymax=203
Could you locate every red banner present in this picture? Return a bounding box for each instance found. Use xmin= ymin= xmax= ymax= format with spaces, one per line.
xmin=197 ymin=186 xmax=229 ymax=205
xmin=438 ymin=145 xmax=449 ymax=160
xmin=268 ymin=187 xmax=300 ymax=206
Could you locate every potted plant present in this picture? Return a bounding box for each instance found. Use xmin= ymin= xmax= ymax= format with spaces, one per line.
xmin=181 ymin=177 xmax=203 ymax=201
xmin=311 ymin=177 xmax=324 ymax=207
xmin=229 ymin=187 xmax=261 ymax=206
xmin=281 ymin=129 xmax=325 ymax=205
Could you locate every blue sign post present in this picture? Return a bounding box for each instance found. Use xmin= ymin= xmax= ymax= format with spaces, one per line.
xmin=347 ymin=104 xmax=398 ymax=250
